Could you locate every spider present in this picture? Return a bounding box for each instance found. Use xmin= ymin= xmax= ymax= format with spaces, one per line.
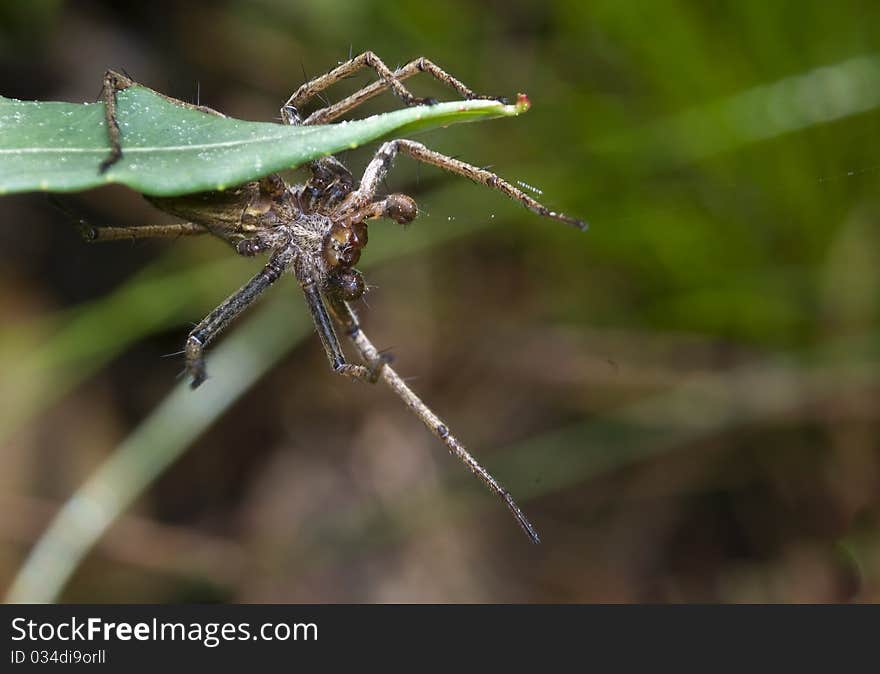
xmin=88 ymin=52 xmax=586 ymax=543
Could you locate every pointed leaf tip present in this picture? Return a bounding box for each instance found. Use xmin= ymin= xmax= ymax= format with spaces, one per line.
xmin=515 ymin=93 xmax=531 ymax=113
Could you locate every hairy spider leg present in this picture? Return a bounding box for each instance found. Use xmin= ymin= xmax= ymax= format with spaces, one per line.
xmin=185 ymin=247 xmax=295 ymax=388
xmin=345 ymin=139 xmax=587 ymax=230
xmin=80 ymin=222 xmax=209 ymax=242
xmin=297 ymin=155 xmax=356 ymax=212
xmin=278 ymin=76 xmax=357 ymax=211
xmin=298 ymin=278 xmax=386 ymax=383
xmin=325 ymin=294 xmax=541 ymax=543
xmin=98 ymin=70 xmax=134 ymax=173
xmin=282 ymin=53 xmax=497 ymax=127
xmin=279 ymin=51 xmax=497 ymax=209
xmin=98 ymin=69 xmax=227 ymax=173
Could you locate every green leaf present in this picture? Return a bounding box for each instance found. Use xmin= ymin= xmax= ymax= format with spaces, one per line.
xmin=0 ymin=86 xmax=530 ymax=196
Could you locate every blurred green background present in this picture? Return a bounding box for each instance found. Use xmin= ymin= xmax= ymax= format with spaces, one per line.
xmin=1 ymin=0 xmax=878 ymax=602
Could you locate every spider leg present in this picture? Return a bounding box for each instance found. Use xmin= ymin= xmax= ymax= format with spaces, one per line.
xmin=98 ymin=70 xmax=136 ymax=173
xmin=281 ymin=52 xmax=496 ymax=127
xmin=325 ymin=294 xmax=540 ymax=543
xmin=79 ymin=222 xmax=209 ymax=242
xmin=279 ymin=88 xmax=356 ymax=211
xmin=99 ymin=69 xmax=227 ymax=173
xmin=297 ymin=155 xmax=355 ymax=211
xmin=337 ymin=193 xmax=418 ymax=229
xmin=185 ymin=247 xmax=294 ymax=388
xmin=345 ymin=139 xmax=587 ymax=230
xmin=299 ymin=279 xmax=384 ymax=383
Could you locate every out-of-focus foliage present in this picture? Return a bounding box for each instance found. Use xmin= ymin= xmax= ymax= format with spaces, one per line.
xmin=0 ymin=0 xmax=878 ymax=602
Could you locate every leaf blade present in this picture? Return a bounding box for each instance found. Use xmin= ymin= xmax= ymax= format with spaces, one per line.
xmin=0 ymin=86 xmax=528 ymax=196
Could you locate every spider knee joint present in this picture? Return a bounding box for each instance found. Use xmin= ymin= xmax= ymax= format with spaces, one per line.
xmin=77 ymin=224 xmax=99 ymax=242
xmin=185 ymin=335 xmax=205 ymax=364
xmin=184 ymin=335 xmax=207 ymax=388
xmin=236 ymin=239 xmax=264 ymax=256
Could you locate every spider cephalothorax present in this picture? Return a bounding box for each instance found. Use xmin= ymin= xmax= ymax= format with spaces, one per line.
xmin=89 ymin=52 xmax=586 ymax=542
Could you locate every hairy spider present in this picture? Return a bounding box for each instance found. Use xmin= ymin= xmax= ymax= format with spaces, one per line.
xmin=89 ymin=53 xmax=586 ymax=543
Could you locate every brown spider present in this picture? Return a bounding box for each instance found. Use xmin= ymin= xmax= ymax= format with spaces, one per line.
xmin=87 ymin=53 xmax=586 ymax=543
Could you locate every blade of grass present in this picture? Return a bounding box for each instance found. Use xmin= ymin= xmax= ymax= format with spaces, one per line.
xmin=4 ymin=286 xmax=306 ymax=603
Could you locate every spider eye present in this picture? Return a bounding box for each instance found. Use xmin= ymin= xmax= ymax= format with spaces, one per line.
xmin=384 ymin=194 xmax=418 ymax=224
xmin=325 ymin=267 xmax=366 ymax=302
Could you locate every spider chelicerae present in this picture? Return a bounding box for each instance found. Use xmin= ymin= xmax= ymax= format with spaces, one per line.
xmin=88 ymin=52 xmax=586 ymax=543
